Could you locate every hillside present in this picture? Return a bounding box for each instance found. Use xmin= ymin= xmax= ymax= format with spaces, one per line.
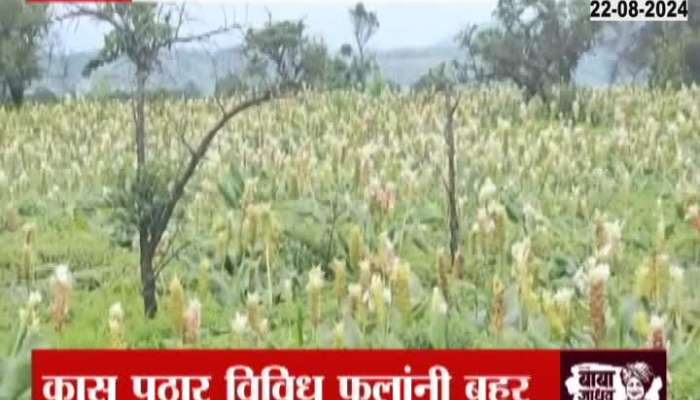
xmin=32 ymin=42 xmax=614 ymax=96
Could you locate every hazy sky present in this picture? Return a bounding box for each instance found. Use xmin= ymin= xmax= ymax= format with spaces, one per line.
xmin=56 ymin=1 xmax=498 ymax=53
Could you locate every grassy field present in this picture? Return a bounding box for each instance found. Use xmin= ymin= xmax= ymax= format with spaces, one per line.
xmin=1 ymin=87 xmax=699 ymax=397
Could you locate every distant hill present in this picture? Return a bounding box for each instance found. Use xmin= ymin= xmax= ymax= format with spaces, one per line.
xmin=377 ymin=45 xmax=463 ymax=86
xmin=31 ymin=41 xmax=617 ymax=97
xmin=34 ymin=47 xmax=246 ymax=96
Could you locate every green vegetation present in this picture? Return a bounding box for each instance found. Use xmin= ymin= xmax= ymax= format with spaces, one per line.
xmin=0 ymin=0 xmax=49 ymax=107
xmin=2 ymin=2 xmax=700 ymax=399
xmin=1 ymin=87 xmax=700 ymax=397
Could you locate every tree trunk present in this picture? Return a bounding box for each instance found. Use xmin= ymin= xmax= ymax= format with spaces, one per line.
xmin=131 ymin=86 xmax=271 ymax=319
xmin=444 ymin=95 xmax=460 ymax=263
xmin=7 ymin=79 xmax=25 ymax=108
xmin=134 ymin=68 xmax=156 ymax=318
xmin=135 ymin=70 xmax=147 ymax=173
xmin=140 ymin=237 xmax=158 ymax=318
xmin=355 ymin=33 xmax=366 ymax=88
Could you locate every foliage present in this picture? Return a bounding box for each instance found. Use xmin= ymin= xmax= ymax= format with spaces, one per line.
xmin=108 ymin=165 xmax=174 ymax=242
xmin=2 ymin=87 xmax=700 ymax=397
xmin=80 ymin=4 xmax=182 ymax=77
xmin=0 ymin=0 xmax=49 ymax=107
xmin=647 ymin=22 xmax=700 ymax=87
xmin=244 ymin=19 xmax=308 ymax=84
xmin=76 ymin=2 xmax=269 ymax=318
xmin=604 ymin=13 xmax=700 ymax=86
xmin=412 ymin=61 xmax=468 ymax=92
xmin=460 ymin=0 xmax=600 ymax=98
xmin=345 ymin=2 xmax=380 ymax=87
xmin=0 ymin=294 xmax=48 ymax=400
xmin=242 ymin=19 xmax=350 ymax=90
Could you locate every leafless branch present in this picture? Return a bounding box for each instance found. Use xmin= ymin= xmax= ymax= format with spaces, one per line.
xmin=154 ymin=220 xmax=192 ymax=278
xmin=214 ymin=94 xmax=228 ymax=116
xmin=178 ymin=133 xmax=196 ymax=158
xmin=61 ymin=6 xmax=124 ymax=31
xmin=155 ymin=240 xmax=191 ymax=278
xmin=149 ymin=90 xmax=277 ymax=253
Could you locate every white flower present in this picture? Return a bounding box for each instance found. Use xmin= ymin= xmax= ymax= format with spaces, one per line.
xmin=487 ymin=200 xmax=506 ymax=217
xmin=384 ymin=288 xmax=392 ymax=305
xmin=186 ymin=299 xmax=201 ymax=318
xmin=28 ymin=291 xmax=42 ymax=307
xmin=370 ymin=274 xmax=383 ymax=292
xmin=573 ymin=268 xmax=588 ymax=293
xmin=108 ymin=318 xmax=121 ymax=332
xmin=478 ymin=178 xmax=497 ymax=203
xmin=306 ymin=266 xmax=324 ymax=292
xmin=604 ymin=220 xmax=622 ymax=241
xmin=247 ymin=292 xmax=261 ymax=306
xmin=650 ymin=315 xmax=665 ymax=331
xmin=230 ymin=312 xmax=248 ymax=335
xmin=348 ymin=283 xmax=362 ymax=300
xmin=669 ymin=264 xmax=684 ymax=283
xmin=583 ymin=256 xmax=598 ymax=270
xmin=553 ymin=288 xmax=574 ymax=305
xmin=52 ymin=264 xmax=73 ymax=287
xmin=597 ymin=220 xmax=623 ymax=259
xmin=511 ymin=238 xmax=531 ymax=272
xmin=588 ymin=263 xmax=610 ymax=284
xmin=686 ymin=204 xmax=699 ymax=220
xmin=109 ymin=302 xmax=124 ymax=321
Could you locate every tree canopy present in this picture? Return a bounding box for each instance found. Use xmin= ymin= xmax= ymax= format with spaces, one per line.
xmin=460 ymin=0 xmax=599 ymax=98
xmin=0 ymin=0 xmax=49 ymax=107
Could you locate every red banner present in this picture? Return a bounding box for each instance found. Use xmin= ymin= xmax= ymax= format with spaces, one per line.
xmin=26 ymin=0 xmax=131 ymax=3
xmin=32 ymin=349 xmax=666 ymax=400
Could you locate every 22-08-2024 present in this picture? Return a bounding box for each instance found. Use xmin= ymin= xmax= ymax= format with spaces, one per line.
xmin=590 ymin=0 xmax=688 ymax=20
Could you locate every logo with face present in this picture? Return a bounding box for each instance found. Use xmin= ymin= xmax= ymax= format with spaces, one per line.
xmin=621 ymin=362 xmax=661 ymax=400
xmin=560 ymin=351 xmax=666 ymax=400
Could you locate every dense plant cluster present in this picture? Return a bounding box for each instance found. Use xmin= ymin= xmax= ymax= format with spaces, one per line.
xmin=1 ymin=87 xmax=700 ymax=398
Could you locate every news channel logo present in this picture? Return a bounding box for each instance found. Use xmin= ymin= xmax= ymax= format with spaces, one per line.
xmin=561 ymin=350 xmax=667 ymax=400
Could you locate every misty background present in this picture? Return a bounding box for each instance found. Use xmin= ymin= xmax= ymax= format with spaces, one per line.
xmin=39 ymin=1 xmax=613 ymax=96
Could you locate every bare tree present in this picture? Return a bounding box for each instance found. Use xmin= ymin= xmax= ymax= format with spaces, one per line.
xmin=411 ymin=66 xmax=463 ymax=271
xmin=348 ymin=2 xmax=379 ymax=86
xmin=442 ymin=92 xmax=461 ymax=272
xmin=72 ymin=4 xmax=276 ymax=318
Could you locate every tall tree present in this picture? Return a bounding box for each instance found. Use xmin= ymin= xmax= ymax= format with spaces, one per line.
xmin=460 ymin=0 xmax=600 ymax=98
xmin=0 ymin=0 xmax=50 ymax=107
xmin=243 ymin=18 xmax=345 ymax=89
xmin=347 ymin=2 xmax=379 ymax=86
xmin=244 ymin=19 xmax=307 ymax=84
xmin=605 ymin=14 xmax=700 ymax=86
xmin=74 ymin=4 xmax=274 ymax=318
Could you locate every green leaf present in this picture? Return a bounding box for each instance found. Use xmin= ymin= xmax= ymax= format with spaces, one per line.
xmin=218 ymin=168 xmax=245 ymax=209
xmin=428 ymin=314 xmax=447 ymax=349
xmin=0 ymin=354 xmax=31 ymax=400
